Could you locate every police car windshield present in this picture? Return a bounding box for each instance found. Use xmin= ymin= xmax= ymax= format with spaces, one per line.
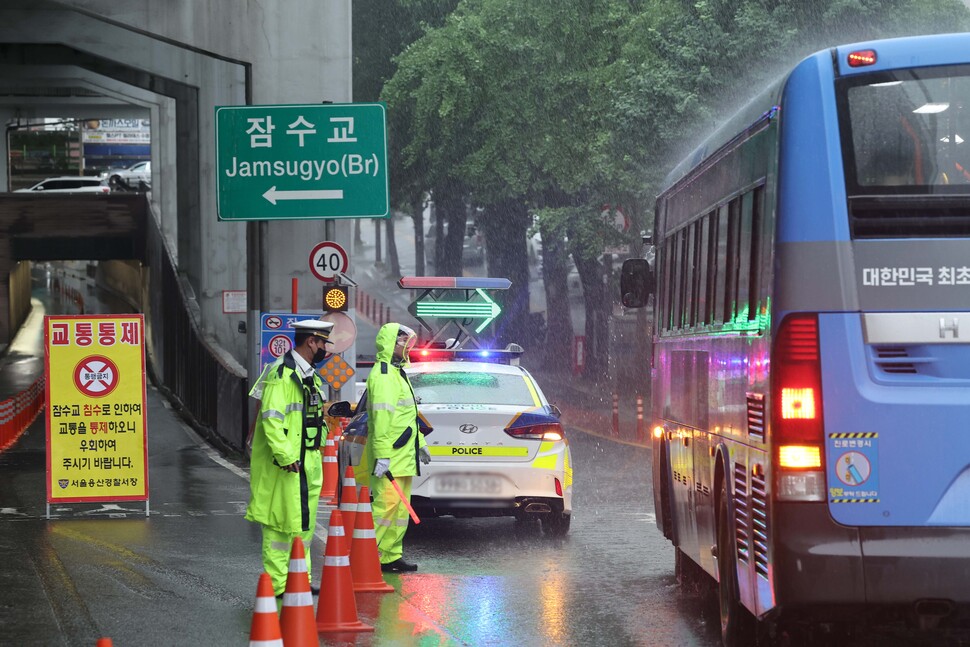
xmin=409 ymin=371 xmax=534 ymax=406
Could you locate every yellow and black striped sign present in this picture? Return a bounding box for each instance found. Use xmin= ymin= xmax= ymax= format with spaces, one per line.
xmin=828 ymin=432 xmax=879 ymax=439
xmin=830 ymin=498 xmax=879 ymax=504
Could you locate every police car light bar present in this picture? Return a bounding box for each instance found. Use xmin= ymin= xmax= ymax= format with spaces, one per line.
xmin=411 ymin=343 xmax=524 ymax=365
xmin=398 ymin=276 xmax=512 ymax=290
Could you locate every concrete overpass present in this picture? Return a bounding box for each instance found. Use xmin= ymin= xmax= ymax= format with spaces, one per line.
xmin=0 ymin=1 xmax=358 ymax=451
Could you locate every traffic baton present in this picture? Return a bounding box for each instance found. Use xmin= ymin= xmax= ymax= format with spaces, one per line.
xmin=385 ymin=471 xmax=420 ymax=524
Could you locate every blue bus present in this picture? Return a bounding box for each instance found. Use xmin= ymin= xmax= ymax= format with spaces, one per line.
xmin=621 ymin=33 xmax=970 ymax=644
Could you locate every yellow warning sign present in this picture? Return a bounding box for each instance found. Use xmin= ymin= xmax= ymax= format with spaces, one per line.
xmin=318 ymin=354 xmax=355 ymax=390
xmin=45 ymin=315 xmax=148 ymax=503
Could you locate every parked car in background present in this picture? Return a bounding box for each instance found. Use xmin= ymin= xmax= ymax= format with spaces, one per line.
xmin=14 ymin=176 xmax=110 ymax=194
xmin=425 ymin=221 xmax=485 ymax=267
xmin=100 ymin=161 xmax=151 ymax=191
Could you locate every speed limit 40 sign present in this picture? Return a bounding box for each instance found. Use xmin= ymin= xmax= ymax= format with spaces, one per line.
xmin=309 ymin=241 xmax=349 ymax=283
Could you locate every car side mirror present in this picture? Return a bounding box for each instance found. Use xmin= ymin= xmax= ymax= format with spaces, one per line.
xmin=549 ymin=404 xmax=562 ymax=419
xmin=327 ymin=401 xmax=354 ymax=417
xmin=620 ymin=258 xmax=655 ymax=309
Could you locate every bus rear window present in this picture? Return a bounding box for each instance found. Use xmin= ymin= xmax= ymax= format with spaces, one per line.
xmin=839 ymin=65 xmax=970 ymax=193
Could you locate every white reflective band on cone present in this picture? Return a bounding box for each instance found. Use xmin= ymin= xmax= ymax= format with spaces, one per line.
xmin=324 ymin=456 xmax=337 ymax=463
xmin=353 ymin=529 xmax=376 ymax=539
xmin=288 ymin=559 xmax=307 ymax=573
xmin=250 ymin=640 xmax=283 ymax=647
xmin=328 ymin=525 xmax=345 ymax=536
xmin=283 ymin=591 xmax=313 ymax=607
xmin=357 ymin=503 xmax=372 ymax=512
xmin=324 ymin=555 xmax=350 ymax=567
xmin=342 ymin=477 xmax=355 ymax=485
xmin=339 ymin=503 xmax=357 ymax=512
xmin=254 ymin=597 xmax=278 ymax=613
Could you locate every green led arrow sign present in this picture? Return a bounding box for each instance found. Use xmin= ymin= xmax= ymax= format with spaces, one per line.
xmin=410 ymin=289 xmax=502 ymax=333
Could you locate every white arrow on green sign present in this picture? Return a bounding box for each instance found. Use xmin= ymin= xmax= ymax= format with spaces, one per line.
xmin=262 ymin=186 xmax=343 ymax=205
xmin=409 ymin=289 xmax=502 ymax=333
xmin=215 ymin=103 xmax=389 ymax=221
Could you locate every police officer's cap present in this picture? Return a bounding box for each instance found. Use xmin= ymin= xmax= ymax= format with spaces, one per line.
xmin=293 ymin=319 xmax=335 ymax=342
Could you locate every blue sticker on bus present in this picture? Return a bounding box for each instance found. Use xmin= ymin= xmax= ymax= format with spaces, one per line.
xmin=827 ymin=433 xmax=879 ymax=503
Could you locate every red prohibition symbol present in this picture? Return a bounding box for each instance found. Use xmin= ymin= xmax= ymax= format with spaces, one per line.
xmin=73 ymin=355 xmax=119 ymax=398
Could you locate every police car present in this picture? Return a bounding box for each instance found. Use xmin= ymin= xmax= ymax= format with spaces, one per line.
xmin=336 ymin=344 xmax=573 ymax=536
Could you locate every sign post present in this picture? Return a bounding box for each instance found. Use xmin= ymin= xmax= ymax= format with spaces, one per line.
xmin=45 ymin=315 xmax=149 ymax=517
xmin=215 ymin=103 xmax=389 ymax=221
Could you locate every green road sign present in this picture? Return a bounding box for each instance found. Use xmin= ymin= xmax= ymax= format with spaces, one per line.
xmin=215 ymin=103 xmax=388 ymax=221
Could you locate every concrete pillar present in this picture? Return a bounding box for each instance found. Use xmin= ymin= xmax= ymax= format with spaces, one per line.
xmin=0 ymin=109 xmax=11 ymax=193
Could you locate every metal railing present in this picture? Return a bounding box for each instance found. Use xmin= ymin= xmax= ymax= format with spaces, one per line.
xmin=144 ymin=203 xmax=248 ymax=455
xmin=0 ymin=375 xmax=45 ymax=453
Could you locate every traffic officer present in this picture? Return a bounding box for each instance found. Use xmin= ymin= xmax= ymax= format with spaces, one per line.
xmin=359 ymin=322 xmax=431 ymax=572
xmin=245 ymin=319 xmax=334 ymax=596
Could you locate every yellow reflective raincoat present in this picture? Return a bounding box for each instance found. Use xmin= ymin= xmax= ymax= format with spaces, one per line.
xmin=245 ymin=352 xmax=327 ymax=593
xmin=358 ymin=323 xmax=427 ymax=564
xmin=359 ymin=323 xmax=427 ymax=479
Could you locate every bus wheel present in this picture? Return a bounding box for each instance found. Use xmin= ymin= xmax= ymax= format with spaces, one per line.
xmin=659 ymin=445 xmax=674 ymax=540
xmin=717 ymin=479 xmax=755 ymax=647
xmin=675 ymin=548 xmax=707 ymax=596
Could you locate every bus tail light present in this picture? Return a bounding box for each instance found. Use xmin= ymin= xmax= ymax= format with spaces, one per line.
xmin=772 ymin=314 xmax=826 ymax=502
xmin=847 ymin=49 xmax=877 ymax=67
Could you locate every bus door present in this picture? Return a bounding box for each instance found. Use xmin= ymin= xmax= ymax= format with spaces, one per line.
xmin=666 ymin=349 xmax=712 ymax=569
xmin=668 ymin=421 xmax=699 ymax=561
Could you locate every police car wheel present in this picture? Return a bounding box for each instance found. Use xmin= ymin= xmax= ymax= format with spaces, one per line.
xmin=541 ymin=511 xmax=570 ymax=537
xmin=512 ymin=514 xmax=540 ymax=536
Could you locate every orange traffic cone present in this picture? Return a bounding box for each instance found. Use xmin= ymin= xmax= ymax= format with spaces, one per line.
xmin=321 ymin=437 xmax=338 ymax=502
xmin=315 ymin=510 xmax=374 ymax=633
xmin=338 ymin=465 xmax=359 ymax=535
xmin=279 ymin=538 xmax=319 ymax=647
xmin=95 ymin=640 xmax=112 ymax=647
xmin=250 ymin=572 xmax=284 ymax=647
xmin=350 ymin=486 xmax=395 ymax=593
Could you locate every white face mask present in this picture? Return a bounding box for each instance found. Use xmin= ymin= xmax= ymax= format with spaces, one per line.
xmin=394 ymin=326 xmax=417 ymax=361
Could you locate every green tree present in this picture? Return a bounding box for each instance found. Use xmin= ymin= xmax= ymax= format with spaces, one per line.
xmin=381 ymin=0 xmax=970 ymax=372
xmin=383 ymin=0 xmax=631 ymax=367
xmin=354 ymin=0 xmax=458 ymax=276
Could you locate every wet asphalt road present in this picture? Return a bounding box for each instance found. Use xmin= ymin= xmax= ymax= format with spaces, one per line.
xmin=0 ymin=265 xmax=724 ymax=647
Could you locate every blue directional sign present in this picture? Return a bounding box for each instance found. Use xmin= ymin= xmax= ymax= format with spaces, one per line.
xmin=259 ymin=312 xmax=318 ymax=374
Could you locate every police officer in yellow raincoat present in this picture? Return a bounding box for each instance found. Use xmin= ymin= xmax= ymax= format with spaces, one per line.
xmin=246 ymin=319 xmax=333 ymax=596
xmin=358 ymin=322 xmax=430 ymax=572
